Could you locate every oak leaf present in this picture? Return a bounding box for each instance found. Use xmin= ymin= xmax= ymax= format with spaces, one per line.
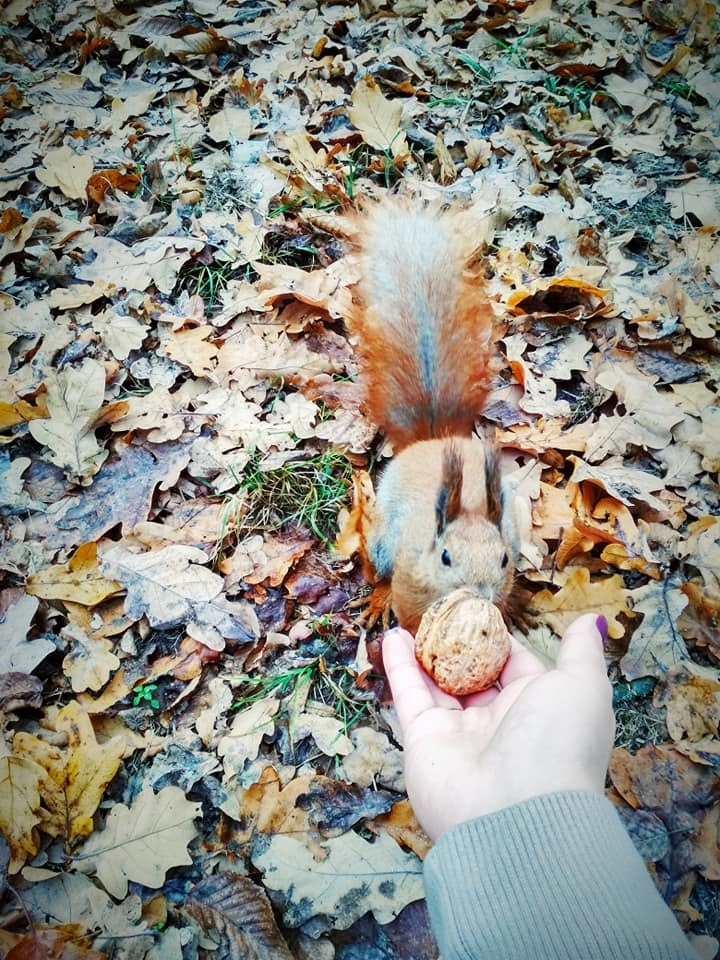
xmin=0 ymin=754 xmax=44 ymax=872
xmin=621 ymin=578 xmax=689 ymax=680
xmin=27 ymin=359 xmax=113 ymax=484
xmin=79 ymin=786 xmax=200 ymax=898
xmin=36 ymin=145 xmax=94 ymax=200
xmin=27 ymin=542 xmax=122 ymax=607
xmin=653 ymin=661 xmax=720 ymax=742
xmin=101 ymin=544 xmax=260 ymax=650
xmin=13 ymin=700 xmax=125 ymax=843
xmin=217 ymin=698 xmax=280 ymax=777
xmin=367 ymin=799 xmax=433 ymax=860
xmin=253 ymin=829 xmax=423 ymax=930
xmin=61 ymin=623 xmax=120 ymax=693
xmin=0 ymin=594 xmax=55 ymax=674
xmin=532 ymin=567 xmax=632 ymax=640
xmin=348 ymin=74 xmax=409 ymax=160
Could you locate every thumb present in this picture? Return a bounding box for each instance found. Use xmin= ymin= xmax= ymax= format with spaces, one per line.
xmin=555 ymin=613 xmax=609 ymax=681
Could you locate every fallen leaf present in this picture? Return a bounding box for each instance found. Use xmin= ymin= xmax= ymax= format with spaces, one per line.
xmin=101 ymin=543 xmax=260 ymax=650
xmin=185 ymin=872 xmax=293 ymax=960
xmin=253 ymin=829 xmax=423 ymax=930
xmin=621 ymin=578 xmax=689 ymax=680
xmin=27 ymin=359 xmax=112 ymax=484
xmin=36 ymin=145 xmax=94 ymax=200
xmin=348 ymin=74 xmax=409 ymax=160
xmin=79 ymin=786 xmax=200 ymax=899
xmin=532 ymin=567 xmax=633 ymax=640
xmin=13 ymin=700 xmax=125 ymax=843
xmin=27 ymin=542 xmax=122 ymax=606
xmin=61 ymin=623 xmax=120 ymax=693
xmin=0 ymin=754 xmax=43 ymax=872
xmin=0 ymin=594 xmax=55 ymax=674
xmin=653 ymin=661 xmax=720 ymax=742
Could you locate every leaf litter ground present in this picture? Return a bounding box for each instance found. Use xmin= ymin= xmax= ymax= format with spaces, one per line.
xmin=0 ymin=1 xmax=719 ymax=958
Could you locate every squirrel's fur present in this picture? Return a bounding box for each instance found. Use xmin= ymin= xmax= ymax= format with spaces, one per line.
xmin=350 ymin=198 xmax=498 ymax=450
xmin=349 ymin=196 xmax=517 ymax=633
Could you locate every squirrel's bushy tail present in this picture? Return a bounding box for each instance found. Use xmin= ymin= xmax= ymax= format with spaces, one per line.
xmin=350 ymin=197 xmax=498 ymax=449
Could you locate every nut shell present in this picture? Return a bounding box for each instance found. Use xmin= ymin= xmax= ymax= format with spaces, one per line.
xmin=415 ymin=588 xmax=511 ymax=695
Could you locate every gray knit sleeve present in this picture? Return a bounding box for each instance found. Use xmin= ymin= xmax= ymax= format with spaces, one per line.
xmin=424 ymin=791 xmax=698 ymax=960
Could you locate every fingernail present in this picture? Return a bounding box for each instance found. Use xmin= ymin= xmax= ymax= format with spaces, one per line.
xmin=595 ymin=615 xmax=608 ymax=642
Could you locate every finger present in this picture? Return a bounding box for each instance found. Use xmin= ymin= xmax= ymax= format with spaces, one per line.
xmin=382 ymin=628 xmax=462 ymax=731
xmin=555 ymin=613 xmax=608 ymax=680
xmin=498 ymin=636 xmax=547 ymax=686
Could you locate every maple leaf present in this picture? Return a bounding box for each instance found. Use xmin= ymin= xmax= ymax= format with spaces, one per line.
xmin=13 ymin=700 xmax=125 ymax=843
xmin=79 ymin=786 xmax=200 ymax=899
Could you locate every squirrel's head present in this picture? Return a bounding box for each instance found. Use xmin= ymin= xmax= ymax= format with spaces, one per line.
xmin=392 ymin=441 xmax=516 ymax=633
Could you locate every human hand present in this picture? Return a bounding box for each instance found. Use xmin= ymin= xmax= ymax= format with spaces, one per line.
xmin=382 ymin=614 xmax=615 ymax=841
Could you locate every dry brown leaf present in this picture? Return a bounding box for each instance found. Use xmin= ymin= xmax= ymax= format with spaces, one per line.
xmin=164 ymin=325 xmax=219 ymax=376
xmin=5 ymin=925 xmax=105 ymax=960
xmin=85 ymin=168 xmax=141 ymax=204
xmin=79 ymin=785 xmax=201 ymax=899
xmin=222 ymin=531 xmax=315 ymax=590
xmin=653 ymin=662 xmax=720 ymax=743
xmin=367 ymin=799 xmax=432 ymax=860
xmin=27 ymin=358 xmax=112 ymax=483
xmin=61 ymin=623 xmax=120 ymax=693
xmin=348 ymin=74 xmax=409 ymax=160
xmin=185 ymin=872 xmax=294 ymax=960
xmin=27 ymin=542 xmax=122 ymax=607
xmin=36 ymin=145 xmax=94 ymax=200
xmin=621 ymin=578 xmax=689 ymax=680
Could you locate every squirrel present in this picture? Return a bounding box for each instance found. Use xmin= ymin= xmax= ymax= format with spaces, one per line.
xmin=347 ymin=196 xmax=519 ymax=634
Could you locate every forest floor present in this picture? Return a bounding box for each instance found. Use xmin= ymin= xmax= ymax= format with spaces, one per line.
xmin=1 ymin=0 xmax=719 ymax=958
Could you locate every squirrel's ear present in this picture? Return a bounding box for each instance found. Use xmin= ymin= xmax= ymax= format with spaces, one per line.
xmin=435 ymin=442 xmax=463 ymax=535
xmin=485 ymin=447 xmax=503 ymax=525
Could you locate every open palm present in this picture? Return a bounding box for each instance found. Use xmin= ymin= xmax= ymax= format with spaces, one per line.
xmin=382 ymin=614 xmax=615 ymax=841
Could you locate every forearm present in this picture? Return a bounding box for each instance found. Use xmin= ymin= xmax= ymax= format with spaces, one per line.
xmin=424 ymin=791 xmax=697 ymax=960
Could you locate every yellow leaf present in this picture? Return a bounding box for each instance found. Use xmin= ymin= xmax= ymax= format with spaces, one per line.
xmin=36 ymin=145 xmax=94 ymax=200
xmin=0 ymin=755 xmax=43 ymax=873
xmin=531 ymin=567 xmax=633 ymax=639
xmin=14 ymin=700 xmax=125 ymax=843
xmin=27 ymin=358 xmax=109 ymax=483
xmin=27 ymin=541 xmax=122 ymax=606
xmin=348 ymin=75 xmax=408 ymax=159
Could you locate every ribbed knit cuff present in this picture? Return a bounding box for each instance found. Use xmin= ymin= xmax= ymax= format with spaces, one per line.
xmin=424 ymin=791 xmax=696 ymax=960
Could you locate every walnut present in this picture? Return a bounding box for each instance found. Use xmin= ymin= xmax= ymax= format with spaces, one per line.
xmin=415 ymin=588 xmax=511 ymax=695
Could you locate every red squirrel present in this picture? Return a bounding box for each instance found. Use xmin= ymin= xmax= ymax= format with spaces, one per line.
xmin=348 ymin=197 xmax=517 ymax=633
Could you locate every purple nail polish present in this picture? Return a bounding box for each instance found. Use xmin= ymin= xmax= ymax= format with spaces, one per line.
xmin=595 ymin=615 xmax=608 ymax=642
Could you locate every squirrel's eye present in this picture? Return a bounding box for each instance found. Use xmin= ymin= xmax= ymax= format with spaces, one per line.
xmin=441 ymin=548 xmax=452 ymax=567
xmin=501 ymin=552 xmax=509 ymax=569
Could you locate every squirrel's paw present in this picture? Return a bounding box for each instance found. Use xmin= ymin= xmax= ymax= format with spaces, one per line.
xmin=349 ymin=582 xmax=393 ymax=630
